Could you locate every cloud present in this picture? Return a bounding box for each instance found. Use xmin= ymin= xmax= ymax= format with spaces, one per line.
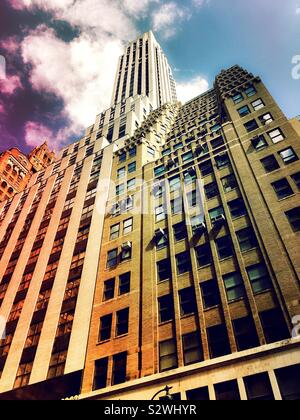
xmin=296 ymin=7 xmax=300 ymax=14
xmin=0 ymin=75 xmax=23 ymax=95
xmin=24 ymin=121 xmax=53 ymax=147
xmin=176 ymin=75 xmax=209 ymax=103
xmin=152 ymin=2 xmax=191 ymax=39
xmin=21 ymin=26 xmax=123 ymax=144
xmin=0 ymin=37 xmax=20 ymax=54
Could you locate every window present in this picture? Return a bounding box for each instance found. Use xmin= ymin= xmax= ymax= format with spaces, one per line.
xmin=259 ymin=113 xmax=273 ymax=125
xmin=285 ymin=207 xmax=300 ymax=232
xmin=245 ymin=85 xmax=256 ymax=97
xmin=232 ymin=93 xmax=243 ymax=104
xmin=156 ymin=230 xmax=168 ymax=250
xmin=128 ymin=162 xmax=136 ymax=173
xmin=119 ymin=152 xmax=126 ymax=163
xmin=99 ymin=314 xmax=112 ymax=341
xmin=182 ymin=332 xmax=204 ymax=366
xmin=182 ymin=151 xmax=194 ymax=163
xmin=237 ymin=227 xmax=258 ymax=252
xmin=93 ymin=358 xmax=108 ymax=390
xmin=116 ymin=184 xmax=125 ymax=196
xmin=260 ymin=309 xmax=290 ymax=343
xmin=186 ymin=387 xmax=209 ymax=401
xmin=291 ymin=172 xmax=300 ymax=190
xmin=110 ymin=224 xmax=120 ymax=240
xmin=268 ymin=128 xmax=284 ymax=144
xmin=196 ymin=244 xmax=212 ymax=267
xmin=120 ymin=242 xmax=132 ymax=261
xmin=171 ymin=197 xmax=183 ymax=215
xmin=201 ymin=279 xmax=221 ymax=309
xmin=247 ymin=264 xmax=272 ymax=293
xmin=127 ymin=178 xmax=136 ymax=191
xmin=107 ymin=249 xmax=118 ymax=268
xmin=205 ymin=182 xmax=219 ymax=199
xmin=159 ymin=339 xmax=178 ymax=372
xmin=215 ymin=153 xmax=230 ymax=169
xmin=261 ymin=155 xmax=280 ymax=173
xmin=207 ymin=324 xmax=231 ymax=358
xmin=157 ymin=259 xmax=172 ymax=282
xmin=169 ymin=176 xmax=181 ymax=192
xmin=158 ymin=294 xmax=174 ymax=323
xmin=223 ymin=272 xmax=246 ymax=302
xmin=222 ymin=174 xmax=237 ymax=193
xmin=238 ymin=105 xmax=251 ymax=117
xmin=228 ymin=198 xmax=247 ymax=219
xmin=187 ymin=190 xmax=197 ymax=207
xmin=173 ymin=222 xmax=187 ymax=242
xmin=209 ymin=205 xmax=225 ymax=222
xmin=103 ymin=279 xmax=115 ymax=301
xmin=244 ymin=373 xmax=274 ymax=401
xmin=154 ymin=165 xmax=165 ymax=178
xmin=211 ymin=123 xmax=221 ymax=133
xmin=215 ymin=380 xmax=241 ymax=401
xmin=252 ymin=134 xmax=268 ymax=151
xmin=147 ymin=147 xmax=155 ymax=157
xmin=129 ymin=147 xmax=136 ymax=158
xmin=176 ymin=251 xmax=192 ymax=275
xmin=117 ymin=167 xmax=126 ymax=179
xmin=199 ymin=161 xmax=213 ymax=177
xmin=119 ymin=272 xmax=131 ymax=295
xmin=272 ymin=179 xmax=293 ymax=199
xmin=112 ymin=352 xmax=127 ymax=385
xmin=116 ymin=308 xmax=129 ymax=336
xmin=251 ymin=98 xmax=265 ymax=111
xmin=275 ymin=365 xmax=300 ymax=400
xmin=244 ymin=119 xmax=259 ymax=132
xmin=179 ymin=287 xmax=197 ymax=316
xmin=123 ymin=218 xmax=133 ymax=235
xmin=279 ymin=148 xmax=298 ymax=165
xmin=155 ymin=205 xmax=165 ymax=222
xmin=233 ymin=316 xmax=259 ymax=351
xmin=216 ymin=236 xmax=234 ymax=260
xmin=211 ymin=136 xmax=225 ymax=149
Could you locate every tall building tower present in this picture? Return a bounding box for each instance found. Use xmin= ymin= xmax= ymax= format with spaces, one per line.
xmin=0 ymin=31 xmax=299 ymax=401
xmin=111 ymin=31 xmax=177 ymax=109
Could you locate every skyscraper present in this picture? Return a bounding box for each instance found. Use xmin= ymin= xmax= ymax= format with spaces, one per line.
xmin=0 ymin=32 xmax=299 ymax=401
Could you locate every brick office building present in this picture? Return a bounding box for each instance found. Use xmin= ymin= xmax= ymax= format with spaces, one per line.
xmin=0 ymin=143 xmax=55 ymax=202
xmin=0 ymin=32 xmax=299 ymax=400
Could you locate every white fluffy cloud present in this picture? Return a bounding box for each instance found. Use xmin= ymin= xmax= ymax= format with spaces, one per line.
xmin=176 ymin=75 xmax=209 ymax=104
xmin=152 ymin=2 xmax=191 ymax=39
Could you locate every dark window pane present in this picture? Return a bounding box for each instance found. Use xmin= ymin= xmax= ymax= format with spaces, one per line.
xmin=244 ymin=373 xmax=274 ymax=401
xmin=233 ymin=316 xmax=259 ymax=351
xmin=157 ymin=259 xmax=172 ymax=282
xmin=159 ymin=339 xmax=178 ymax=372
xmin=93 ymin=358 xmax=108 ymax=391
xmin=158 ymin=294 xmax=174 ymax=323
xmin=260 ymin=309 xmax=290 ymax=344
xmin=286 ymin=207 xmax=300 ymax=232
xmin=186 ymin=386 xmax=210 ymax=401
xmin=179 ymin=287 xmax=197 ymax=316
xmin=275 ymin=365 xmax=300 ymax=400
xmin=215 ymin=380 xmax=241 ymax=401
xmin=182 ymin=332 xmax=204 ymax=366
xmin=196 ymin=243 xmax=212 ymax=267
xmin=200 ymin=279 xmax=221 ymax=309
xmin=216 ymin=235 xmax=234 ymax=260
xmin=207 ymin=324 xmax=231 ymax=358
xmin=112 ymin=352 xmax=127 ymax=385
xmin=272 ymin=179 xmax=293 ymax=199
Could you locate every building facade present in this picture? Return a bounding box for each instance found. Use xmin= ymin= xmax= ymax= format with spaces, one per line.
xmin=0 ymin=32 xmax=299 ymax=401
xmin=0 ymin=143 xmax=55 ymax=203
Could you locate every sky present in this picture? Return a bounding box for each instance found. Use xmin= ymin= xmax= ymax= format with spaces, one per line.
xmin=0 ymin=0 xmax=299 ymax=154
